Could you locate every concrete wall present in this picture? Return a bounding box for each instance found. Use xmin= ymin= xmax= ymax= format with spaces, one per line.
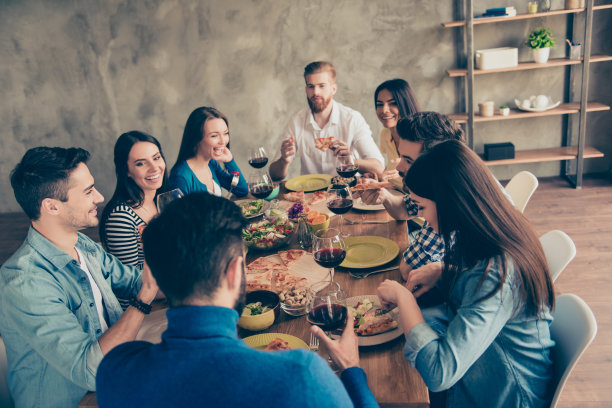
xmin=1 ymin=0 xmax=610 ymax=212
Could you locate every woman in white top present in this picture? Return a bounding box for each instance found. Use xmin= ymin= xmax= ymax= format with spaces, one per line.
xmin=374 ymin=79 xmax=421 ymax=173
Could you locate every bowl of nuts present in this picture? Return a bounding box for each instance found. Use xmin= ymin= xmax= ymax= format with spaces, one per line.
xmin=279 ymin=286 xmax=312 ymax=316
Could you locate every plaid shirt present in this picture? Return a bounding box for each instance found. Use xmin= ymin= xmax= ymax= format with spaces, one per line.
xmin=403 ymin=194 xmax=449 ymax=269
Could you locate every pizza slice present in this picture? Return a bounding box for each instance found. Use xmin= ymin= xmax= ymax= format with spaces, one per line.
xmin=355 ymin=312 xmax=398 ymax=336
xmin=278 ymin=249 xmax=306 ymax=268
xmin=309 ymin=190 xmax=327 ymax=205
xmin=284 ymin=191 xmax=306 ymax=202
xmin=350 ymin=181 xmax=394 ymax=192
xmin=246 ymin=271 xmax=273 ymax=292
xmin=271 ymin=270 xmax=308 ymax=293
xmin=314 ymin=136 xmax=335 ymax=152
xmin=265 ymin=337 xmax=290 ymax=351
xmin=246 ymin=256 xmax=287 ymax=274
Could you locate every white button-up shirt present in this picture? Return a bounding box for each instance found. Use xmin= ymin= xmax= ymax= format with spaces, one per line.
xmin=276 ymin=100 xmax=384 ymax=176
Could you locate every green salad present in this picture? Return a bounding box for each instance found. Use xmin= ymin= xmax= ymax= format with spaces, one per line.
xmin=239 ymin=199 xmax=264 ymax=217
xmin=242 ymin=218 xmax=295 ymax=249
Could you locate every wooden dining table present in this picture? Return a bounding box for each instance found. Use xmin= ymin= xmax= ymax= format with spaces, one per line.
xmin=79 ymin=189 xmax=430 ymax=408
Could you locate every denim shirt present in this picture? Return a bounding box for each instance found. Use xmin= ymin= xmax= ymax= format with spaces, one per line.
xmin=0 ymin=226 xmax=142 ymax=408
xmin=404 ymin=256 xmax=554 ymax=408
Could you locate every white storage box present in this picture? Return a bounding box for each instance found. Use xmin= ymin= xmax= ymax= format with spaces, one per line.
xmin=475 ymin=47 xmax=518 ymax=70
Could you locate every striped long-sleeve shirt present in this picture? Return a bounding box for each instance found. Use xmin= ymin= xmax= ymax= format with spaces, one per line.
xmin=102 ymin=204 xmax=146 ymax=270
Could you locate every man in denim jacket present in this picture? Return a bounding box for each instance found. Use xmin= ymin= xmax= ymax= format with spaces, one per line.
xmin=0 ymin=147 xmax=159 ymax=408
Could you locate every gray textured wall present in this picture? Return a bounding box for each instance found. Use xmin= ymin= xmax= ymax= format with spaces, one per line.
xmin=1 ymin=0 xmax=611 ymax=212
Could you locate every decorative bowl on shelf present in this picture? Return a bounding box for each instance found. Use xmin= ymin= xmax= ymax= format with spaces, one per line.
xmin=514 ymin=96 xmax=561 ymax=112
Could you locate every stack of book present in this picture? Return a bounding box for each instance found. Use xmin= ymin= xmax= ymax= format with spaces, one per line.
xmin=478 ymin=6 xmax=517 ymax=18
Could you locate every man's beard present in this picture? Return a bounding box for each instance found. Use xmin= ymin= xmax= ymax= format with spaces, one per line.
xmin=308 ymin=94 xmax=332 ymax=114
xmin=233 ymin=263 xmax=247 ymax=315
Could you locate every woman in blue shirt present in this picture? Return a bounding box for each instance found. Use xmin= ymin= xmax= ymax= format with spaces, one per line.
xmin=377 ymin=140 xmax=555 ymax=408
xmin=169 ymin=106 xmax=248 ymax=197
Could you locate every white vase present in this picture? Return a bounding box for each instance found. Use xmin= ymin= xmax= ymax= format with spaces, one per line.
xmin=533 ymin=47 xmax=551 ymax=64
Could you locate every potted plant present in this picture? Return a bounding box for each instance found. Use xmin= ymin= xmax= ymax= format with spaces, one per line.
xmin=526 ymin=27 xmax=556 ymax=63
xmin=500 ymin=105 xmax=510 ymax=116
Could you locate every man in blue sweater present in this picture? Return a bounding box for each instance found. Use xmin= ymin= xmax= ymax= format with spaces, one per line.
xmin=96 ymin=192 xmax=378 ymax=407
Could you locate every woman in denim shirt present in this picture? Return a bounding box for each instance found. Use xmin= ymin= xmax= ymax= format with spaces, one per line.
xmin=377 ymin=140 xmax=555 ymax=408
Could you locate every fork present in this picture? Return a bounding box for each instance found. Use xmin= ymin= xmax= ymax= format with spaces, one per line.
xmin=309 ymin=333 xmax=319 ymax=351
xmin=343 ymin=218 xmax=391 ymax=225
xmin=348 ymin=265 xmax=399 ymax=279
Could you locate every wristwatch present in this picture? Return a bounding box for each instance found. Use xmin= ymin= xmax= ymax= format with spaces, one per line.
xmin=129 ymin=297 xmax=152 ymax=314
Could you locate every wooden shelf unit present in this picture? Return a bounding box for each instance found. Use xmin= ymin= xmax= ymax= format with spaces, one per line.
xmin=446 ymin=55 xmax=612 ymax=77
xmin=441 ymin=4 xmax=612 ymax=27
xmin=482 ymin=146 xmax=604 ymax=166
xmin=448 ymin=102 xmax=610 ymax=123
xmin=442 ymin=1 xmax=611 ymax=188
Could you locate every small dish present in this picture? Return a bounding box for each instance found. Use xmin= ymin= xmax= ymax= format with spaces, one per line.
xmin=514 ymin=97 xmax=561 ymax=112
xmin=280 ymin=286 xmax=312 ymax=316
xmin=238 ymin=290 xmax=280 ymax=331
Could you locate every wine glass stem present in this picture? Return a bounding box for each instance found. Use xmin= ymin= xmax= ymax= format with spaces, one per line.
xmin=338 ymin=215 xmax=343 ymax=235
xmin=329 ymin=268 xmax=334 ymax=282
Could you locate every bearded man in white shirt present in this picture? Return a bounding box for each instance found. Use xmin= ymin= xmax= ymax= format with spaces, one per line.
xmin=270 ymin=61 xmax=384 ymax=180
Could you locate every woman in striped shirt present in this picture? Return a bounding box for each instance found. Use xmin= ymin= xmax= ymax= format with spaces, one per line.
xmin=100 ymin=131 xmax=168 ymax=274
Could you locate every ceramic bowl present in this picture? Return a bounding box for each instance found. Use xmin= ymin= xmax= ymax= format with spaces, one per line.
xmin=238 ymin=290 xmax=280 ymax=331
xmin=308 ymin=213 xmax=330 ymax=235
xmin=264 ymin=184 xmax=280 ymax=201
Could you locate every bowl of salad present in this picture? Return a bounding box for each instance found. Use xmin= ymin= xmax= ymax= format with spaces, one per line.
xmin=242 ymin=218 xmax=295 ymax=250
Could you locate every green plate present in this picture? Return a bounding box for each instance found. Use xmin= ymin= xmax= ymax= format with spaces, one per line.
xmin=243 ymin=333 xmax=309 ymax=350
xmin=340 ymin=236 xmax=400 ymax=269
xmin=285 ymin=174 xmax=332 ymax=192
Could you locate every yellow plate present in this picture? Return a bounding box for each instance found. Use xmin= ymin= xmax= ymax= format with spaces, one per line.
xmin=243 ymin=333 xmax=309 ymax=350
xmin=340 ymin=236 xmax=400 ymax=269
xmin=285 ymin=174 xmax=332 ymax=192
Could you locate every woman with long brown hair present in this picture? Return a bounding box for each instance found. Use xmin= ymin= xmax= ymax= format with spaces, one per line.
xmin=377 ymin=140 xmax=555 ymax=408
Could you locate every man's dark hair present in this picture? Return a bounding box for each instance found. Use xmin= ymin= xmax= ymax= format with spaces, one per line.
xmin=10 ymin=146 xmax=91 ymax=220
xmin=142 ymin=193 xmax=248 ymax=306
xmin=396 ymin=112 xmax=465 ymax=153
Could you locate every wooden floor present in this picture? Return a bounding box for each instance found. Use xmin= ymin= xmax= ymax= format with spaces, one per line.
xmin=1 ymin=174 xmax=612 ymax=407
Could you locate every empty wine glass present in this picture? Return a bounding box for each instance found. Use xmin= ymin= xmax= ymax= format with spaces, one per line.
xmin=156 ymin=188 xmax=184 ymax=213
xmin=326 ymin=184 xmax=353 ymax=236
xmin=248 ymin=172 xmax=274 ymax=199
xmin=248 ymin=147 xmax=269 ymax=169
xmin=312 ymin=228 xmax=346 ymax=283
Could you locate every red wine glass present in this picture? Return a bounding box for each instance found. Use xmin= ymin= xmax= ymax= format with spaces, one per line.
xmin=336 ymin=154 xmax=358 ymax=178
xmin=313 ymin=228 xmax=346 ymax=283
xmin=326 ymin=184 xmax=353 ymax=236
xmin=248 ymin=172 xmax=274 ymax=199
xmin=248 ymin=147 xmax=269 ymax=169
xmin=307 ymin=280 xmax=347 ymax=334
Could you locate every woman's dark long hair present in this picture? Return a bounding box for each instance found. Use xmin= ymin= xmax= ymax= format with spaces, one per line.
xmin=374 ymin=78 xmax=421 ymax=120
xmin=404 ymin=140 xmax=554 ymax=316
xmin=100 ymin=131 xmax=168 ymax=247
xmin=173 ymin=106 xmax=229 ymax=169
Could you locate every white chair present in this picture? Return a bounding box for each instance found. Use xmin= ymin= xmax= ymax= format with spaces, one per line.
xmin=0 ymin=336 xmax=14 ymax=408
xmin=540 ymin=230 xmax=577 ymax=282
xmin=505 ymin=171 xmax=538 ymax=213
xmin=549 ymin=294 xmax=597 ymax=408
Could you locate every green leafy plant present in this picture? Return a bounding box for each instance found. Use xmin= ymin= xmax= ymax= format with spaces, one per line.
xmin=500 ymin=105 xmax=509 ymax=109
xmin=526 ymin=28 xmax=556 ymax=49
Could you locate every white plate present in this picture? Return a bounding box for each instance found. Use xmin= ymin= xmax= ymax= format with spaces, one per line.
xmin=514 ymin=97 xmax=561 ymax=112
xmin=332 ymin=295 xmax=403 ymax=347
xmin=352 ymin=197 xmax=385 ymax=211
xmin=352 ymin=188 xmax=403 ymax=211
